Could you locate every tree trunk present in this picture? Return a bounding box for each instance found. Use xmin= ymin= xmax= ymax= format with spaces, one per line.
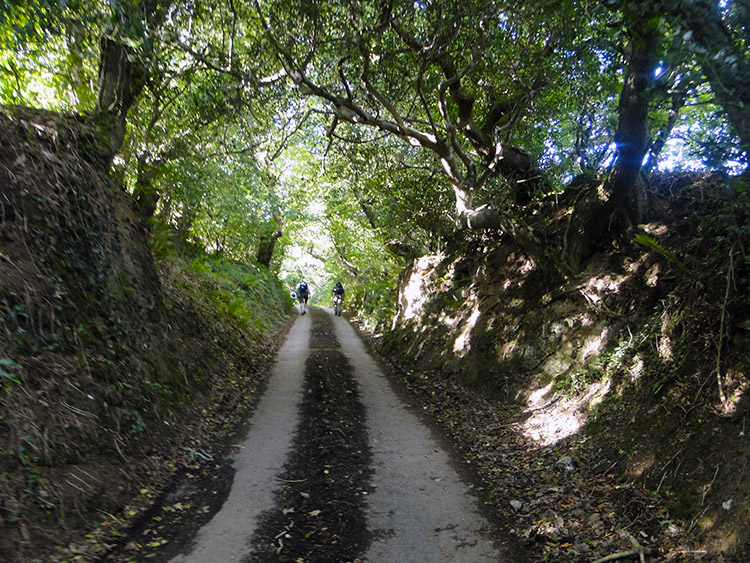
xmin=561 ymin=13 xmax=661 ymax=272
xmin=453 ymin=182 xmax=552 ymax=270
xmin=133 ymin=156 xmax=161 ymax=219
xmin=609 ymin=22 xmax=661 ymax=217
xmin=93 ymin=0 xmax=165 ymax=164
xmin=256 ymin=227 xmax=283 ymax=268
xmin=94 ymin=35 xmax=147 ymax=164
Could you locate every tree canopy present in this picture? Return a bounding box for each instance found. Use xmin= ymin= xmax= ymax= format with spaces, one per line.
xmin=1 ymin=0 xmax=748 ymax=311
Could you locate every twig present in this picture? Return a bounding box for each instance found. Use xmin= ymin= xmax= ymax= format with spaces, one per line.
xmin=701 ymin=465 xmax=720 ymax=506
xmin=182 ymin=447 xmax=213 ymax=461
xmin=656 ymin=449 xmax=682 ymax=494
xmin=715 ymin=242 xmax=734 ymax=405
xmin=65 ymin=480 xmax=87 ymax=494
xmin=59 ymin=399 xmax=96 ymax=419
xmin=688 ymin=507 xmax=710 ymax=533
xmin=592 ymin=549 xmax=642 ymax=563
xmin=594 ymin=532 xmax=646 ymax=563
xmin=76 ymin=467 xmax=103 ymax=483
xmin=69 ymin=471 xmax=93 ymax=492
xmin=113 ymin=436 xmax=129 ymax=462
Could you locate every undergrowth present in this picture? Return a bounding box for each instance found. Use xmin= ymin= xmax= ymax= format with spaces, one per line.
xmin=191 ymin=255 xmax=291 ymax=334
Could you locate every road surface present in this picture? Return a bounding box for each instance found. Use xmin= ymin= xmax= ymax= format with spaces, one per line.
xmin=171 ymin=306 xmax=507 ymax=562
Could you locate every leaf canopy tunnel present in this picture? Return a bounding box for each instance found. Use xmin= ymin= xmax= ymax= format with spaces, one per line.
xmin=247 ymin=0 xmax=749 ymax=271
xmin=2 ymin=0 xmax=748 ymax=287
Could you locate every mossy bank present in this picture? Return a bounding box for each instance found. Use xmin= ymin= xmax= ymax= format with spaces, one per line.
xmin=0 ymin=106 xmax=292 ymax=561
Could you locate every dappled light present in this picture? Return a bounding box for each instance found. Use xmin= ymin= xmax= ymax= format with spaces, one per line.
xmin=579 ymin=272 xmax=631 ymax=305
xmin=580 ymin=325 xmax=609 ymax=361
xmin=452 ymin=298 xmax=481 ymax=356
xmin=397 ymin=255 xmax=442 ymax=325
xmin=629 ymin=355 xmax=645 ymax=382
xmin=522 ymin=379 xmax=612 ymax=446
xmin=522 ymin=406 xmax=584 ymax=446
xmin=719 ymin=371 xmax=749 ymax=416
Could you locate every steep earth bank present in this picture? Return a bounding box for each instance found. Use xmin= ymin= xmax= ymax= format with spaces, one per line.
xmin=0 ymin=106 xmax=291 ymax=561
xmin=374 ymin=174 xmax=750 ymax=560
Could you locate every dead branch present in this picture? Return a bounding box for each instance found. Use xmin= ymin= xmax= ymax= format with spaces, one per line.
xmin=701 ymin=465 xmax=720 ymax=506
xmin=593 ymin=532 xmax=646 ymax=563
xmin=715 ymin=242 xmax=735 ymax=405
xmin=593 ymin=549 xmax=644 ymax=563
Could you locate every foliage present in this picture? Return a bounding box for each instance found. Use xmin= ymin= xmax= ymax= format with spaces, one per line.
xmin=0 ymin=0 xmax=103 ymax=110
xmin=0 ymin=105 xmax=294 ymax=560
xmin=634 ymin=233 xmax=685 ymax=269
xmin=191 ymin=254 xmax=292 ymax=333
xmin=4 ymin=0 xmax=750 ymax=283
xmin=0 ymin=358 xmax=21 ymax=384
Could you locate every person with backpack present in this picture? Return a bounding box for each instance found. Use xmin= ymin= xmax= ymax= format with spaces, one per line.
xmin=331 ymin=281 xmax=345 ymax=316
xmin=296 ymin=280 xmax=310 ymax=315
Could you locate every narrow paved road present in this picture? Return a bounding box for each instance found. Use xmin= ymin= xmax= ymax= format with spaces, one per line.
xmin=171 ymin=307 xmax=507 ymax=562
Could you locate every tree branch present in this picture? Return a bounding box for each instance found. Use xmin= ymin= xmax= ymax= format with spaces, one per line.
xmin=438 ymin=58 xmax=477 ymax=181
xmin=267 ymin=109 xmax=312 ymax=162
xmin=415 ymin=60 xmax=439 ymax=136
xmin=362 ymin=53 xmax=407 ymax=132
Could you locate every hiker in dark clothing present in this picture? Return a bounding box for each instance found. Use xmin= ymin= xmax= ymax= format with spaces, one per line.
xmin=331 ymin=281 xmax=345 ymax=316
xmin=296 ymin=280 xmax=310 ymax=315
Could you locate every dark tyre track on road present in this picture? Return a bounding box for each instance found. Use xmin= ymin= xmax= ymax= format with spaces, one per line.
xmin=247 ymin=311 xmax=372 ymax=561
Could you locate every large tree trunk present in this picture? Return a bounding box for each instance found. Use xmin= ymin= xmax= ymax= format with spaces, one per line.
xmin=561 ymin=13 xmax=661 ymax=272
xmin=94 ymin=36 xmax=147 ymax=164
xmin=93 ymin=0 xmax=165 ymax=165
xmin=256 ymin=207 xmax=283 ymax=267
xmin=133 ymin=156 xmax=162 ymax=219
xmin=453 ymin=182 xmax=552 ymax=271
xmin=256 ymin=227 xmax=283 ymax=268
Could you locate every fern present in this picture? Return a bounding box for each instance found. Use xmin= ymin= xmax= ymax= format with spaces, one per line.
xmin=634 ymin=233 xmax=684 ymax=269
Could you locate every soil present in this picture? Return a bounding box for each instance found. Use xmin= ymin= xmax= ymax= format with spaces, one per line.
xmin=361 ymin=325 xmax=749 ymax=562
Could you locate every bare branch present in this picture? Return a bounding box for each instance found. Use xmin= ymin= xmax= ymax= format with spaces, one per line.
xmin=415 ymin=60 xmax=438 ymax=136
xmin=339 ymin=57 xmax=353 ymax=101
xmin=362 ymin=54 xmax=407 ymax=132
xmin=331 ymin=130 xmax=390 ymax=145
xmin=267 ymin=109 xmax=313 ymax=162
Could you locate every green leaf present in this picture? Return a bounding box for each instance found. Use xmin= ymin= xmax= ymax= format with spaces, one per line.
xmin=0 ymin=359 xmax=21 ymax=384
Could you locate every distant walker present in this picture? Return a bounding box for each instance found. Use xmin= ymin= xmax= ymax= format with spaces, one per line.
xmin=331 ymin=282 xmax=345 ymax=316
xmin=296 ymin=281 xmax=310 ymax=315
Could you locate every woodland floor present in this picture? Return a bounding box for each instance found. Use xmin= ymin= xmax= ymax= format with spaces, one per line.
xmin=64 ymin=310 xmax=737 ymax=562
xmin=361 ymin=331 xmax=735 ymax=563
